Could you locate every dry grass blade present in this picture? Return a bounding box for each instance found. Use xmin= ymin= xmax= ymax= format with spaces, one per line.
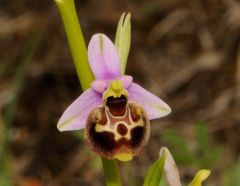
xmin=146 ymin=9 xmax=189 ymax=45
xmin=160 ymin=50 xmax=224 ymax=94
xmin=0 ymin=14 xmax=34 ymax=39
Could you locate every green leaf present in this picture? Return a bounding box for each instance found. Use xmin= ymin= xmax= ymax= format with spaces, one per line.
xmin=195 ymin=123 xmax=223 ymax=168
xmin=195 ymin=123 xmax=209 ymax=154
xmin=143 ymin=150 xmax=166 ymax=186
xmin=115 ymin=12 xmax=131 ymax=74
xmin=223 ymin=159 xmax=240 ymax=186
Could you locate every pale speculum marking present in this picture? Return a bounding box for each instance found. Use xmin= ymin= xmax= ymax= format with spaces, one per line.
xmin=95 ymin=95 xmax=145 ymax=141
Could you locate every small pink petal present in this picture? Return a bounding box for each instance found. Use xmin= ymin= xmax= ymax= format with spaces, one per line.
xmin=91 ymin=80 xmax=108 ymax=93
xmin=159 ymin=147 xmax=182 ymax=186
xmin=118 ymin=75 xmax=133 ymax=89
xmin=57 ymin=89 xmax=102 ymax=131
xmin=88 ymin=34 xmax=121 ymax=79
xmin=128 ymin=83 xmax=171 ymax=120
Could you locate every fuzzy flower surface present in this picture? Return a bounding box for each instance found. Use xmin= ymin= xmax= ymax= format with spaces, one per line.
xmin=57 ymin=34 xmax=171 ymax=161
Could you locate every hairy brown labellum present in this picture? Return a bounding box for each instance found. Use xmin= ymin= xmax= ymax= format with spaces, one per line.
xmin=85 ymin=95 xmax=150 ymax=161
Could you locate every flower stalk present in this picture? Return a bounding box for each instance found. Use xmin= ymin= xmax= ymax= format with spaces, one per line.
xmin=54 ymin=0 xmax=122 ymax=185
xmin=102 ymin=158 xmax=122 ymax=186
xmin=55 ymin=0 xmax=94 ymax=90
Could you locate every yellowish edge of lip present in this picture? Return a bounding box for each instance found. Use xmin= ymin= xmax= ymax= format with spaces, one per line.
xmin=115 ymin=153 xmax=133 ymax=161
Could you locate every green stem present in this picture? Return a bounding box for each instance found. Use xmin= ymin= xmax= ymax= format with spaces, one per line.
xmin=55 ymin=0 xmax=122 ymax=185
xmin=102 ymin=159 xmax=122 ymax=186
xmin=55 ymin=0 xmax=94 ymax=90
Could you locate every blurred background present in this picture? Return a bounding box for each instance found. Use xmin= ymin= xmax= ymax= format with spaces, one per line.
xmin=0 ymin=0 xmax=240 ymax=185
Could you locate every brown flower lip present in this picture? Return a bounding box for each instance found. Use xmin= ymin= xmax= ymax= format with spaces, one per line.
xmin=85 ymin=95 xmax=150 ymax=161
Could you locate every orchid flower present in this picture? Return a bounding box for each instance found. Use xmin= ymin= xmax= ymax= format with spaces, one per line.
xmin=57 ymin=33 xmax=171 ymax=161
xmin=159 ymin=147 xmax=211 ymax=186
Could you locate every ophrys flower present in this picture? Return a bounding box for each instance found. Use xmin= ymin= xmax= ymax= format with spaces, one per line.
xmin=57 ymin=34 xmax=171 ymax=161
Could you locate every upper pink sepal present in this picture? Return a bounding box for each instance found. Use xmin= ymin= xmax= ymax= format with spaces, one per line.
xmin=57 ymin=89 xmax=102 ymax=131
xmin=128 ymin=83 xmax=171 ymax=120
xmin=88 ymin=34 xmax=121 ymax=80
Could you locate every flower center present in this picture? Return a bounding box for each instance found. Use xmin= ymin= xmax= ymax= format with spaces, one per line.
xmin=103 ymin=80 xmax=128 ymax=102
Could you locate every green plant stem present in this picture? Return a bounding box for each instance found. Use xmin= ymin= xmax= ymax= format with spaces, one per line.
xmin=102 ymin=159 xmax=122 ymax=186
xmin=55 ymin=0 xmax=94 ymax=90
xmin=55 ymin=1 xmax=122 ymax=185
